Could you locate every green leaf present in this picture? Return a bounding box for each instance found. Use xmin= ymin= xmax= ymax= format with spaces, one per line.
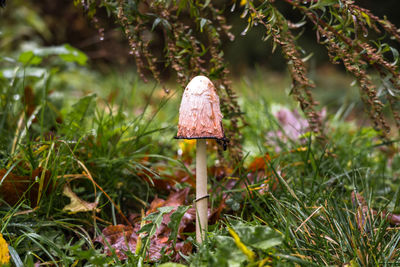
xmin=8 ymin=246 xmax=23 ymax=267
xmin=301 ymin=52 xmax=314 ymax=63
xmin=167 ymin=205 xmax=190 ymax=244
xmin=232 ymin=224 xmax=282 ymax=250
xmin=177 ymin=0 xmax=188 ymax=16
xmin=157 ymin=206 xmax=175 ymax=214
xmin=390 ymin=47 xmax=399 ymax=66
xmin=161 ymin=18 xmax=172 ymax=31
xmin=199 ymin=18 xmax=208 ymax=32
xmin=64 ymin=94 xmax=96 ymax=132
xmin=18 ymin=51 xmax=43 ymax=65
xmin=290 ymin=20 xmax=307 ymax=29
xmin=310 ymin=0 xmax=337 ymax=9
xmin=137 ymin=222 xmax=155 ymax=235
xmin=138 ymin=206 xmax=175 ymax=237
xmin=214 ymin=236 xmax=248 ymax=266
xmin=158 ymin=263 xmax=187 ymax=267
xmin=0 ymin=56 xmax=16 ymax=64
xmin=33 ymin=44 xmax=88 ymax=65
xmin=350 ymin=259 xmax=361 ymax=267
xmin=361 ymin=12 xmax=371 ymax=27
xmin=1 ymin=67 xmax=47 ymax=79
xmin=152 ymin=17 xmax=162 ymax=31
xmin=59 ymin=44 xmax=88 ymax=65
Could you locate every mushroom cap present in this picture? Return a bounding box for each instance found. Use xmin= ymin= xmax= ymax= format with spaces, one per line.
xmin=176 ymin=76 xmax=225 ymax=140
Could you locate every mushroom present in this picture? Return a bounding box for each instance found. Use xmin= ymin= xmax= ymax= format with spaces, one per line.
xmin=175 ymin=75 xmax=227 ymax=243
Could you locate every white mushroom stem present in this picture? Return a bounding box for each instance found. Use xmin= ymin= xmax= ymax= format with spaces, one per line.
xmin=196 ymin=139 xmax=208 ymax=243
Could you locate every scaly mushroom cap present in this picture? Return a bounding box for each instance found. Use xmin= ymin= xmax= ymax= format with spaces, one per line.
xmin=176 ymin=76 xmax=224 ymax=140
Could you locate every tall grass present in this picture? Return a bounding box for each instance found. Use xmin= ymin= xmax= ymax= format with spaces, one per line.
xmin=0 ymin=47 xmax=182 ymax=266
xmin=211 ymin=93 xmax=400 ymax=266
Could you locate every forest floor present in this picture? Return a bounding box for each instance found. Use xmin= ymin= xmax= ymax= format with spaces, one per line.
xmin=1 ymin=47 xmax=400 ymax=266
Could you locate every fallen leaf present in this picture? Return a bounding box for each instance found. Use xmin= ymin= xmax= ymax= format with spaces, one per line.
xmin=385 ymin=213 xmax=400 ymax=225
xmin=351 ymin=192 xmax=400 ymax=229
xmin=0 ymin=170 xmax=28 ymax=205
xmin=96 ymin=189 xmax=196 ymax=261
xmin=246 ymin=153 xmax=279 ymax=193
xmin=146 ymin=188 xmax=190 ymax=215
xmin=209 ymin=165 xmax=233 ymax=181
xmin=62 ymin=184 xmax=100 ymax=214
xmin=209 ymin=198 xmax=226 ymax=225
xmin=24 ymin=85 xmax=36 ymax=117
xmin=0 ymin=167 xmax=52 ymax=206
xmin=146 ymin=196 xmax=166 ymax=214
xmin=248 ymin=154 xmax=271 ymax=173
xmin=139 ymin=167 xmax=195 ymax=191
xmin=96 ymin=187 xmax=227 ymax=262
xmin=215 ymin=153 xmax=278 ymax=197
xmin=97 ymin=224 xmax=138 ymax=259
xmin=351 ymin=192 xmax=373 ymax=233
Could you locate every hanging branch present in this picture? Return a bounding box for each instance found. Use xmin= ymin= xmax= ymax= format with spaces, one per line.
xmin=241 ymin=0 xmax=400 ymax=139
xmin=79 ymin=0 xmax=245 ymax=161
xmin=283 ymin=0 xmax=400 ymax=137
xmin=78 ymin=0 xmax=400 ymax=156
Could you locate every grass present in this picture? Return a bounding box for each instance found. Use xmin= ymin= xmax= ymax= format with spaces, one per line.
xmin=1 ymin=44 xmax=400 ymax=266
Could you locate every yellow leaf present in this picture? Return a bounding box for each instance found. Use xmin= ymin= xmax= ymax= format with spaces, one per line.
xmin=361 ymin=12 xmax=371 ymax=27
xmin=228 ymin=226 xmax=255 ymax=262
xmin=62 ymin=185 xmax=100 ymax=214
xmin=0 ymin=233 xmax=10 ymax=265
xmin=350 ymin=259 xmax=360 ymax=267
xmin=240 ymin=0 xmax=247 ymax=6
xmin=178 ymin=139 xmax=196 ymax=155
xmin=258 ymin=257 xmax=271 ymax=267
xmin=33 ymin=145 xmax=49 ymax=155
xmin=296 ymin=146 xmax=307 ymax=152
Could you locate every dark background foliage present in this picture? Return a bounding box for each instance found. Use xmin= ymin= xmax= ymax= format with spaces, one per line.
xmin=2 ymin=0 xmax=399 ymax=74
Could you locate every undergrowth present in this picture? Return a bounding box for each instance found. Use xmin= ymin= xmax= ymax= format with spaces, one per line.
xmin=1 ymin=45 xmax=400 ymax=266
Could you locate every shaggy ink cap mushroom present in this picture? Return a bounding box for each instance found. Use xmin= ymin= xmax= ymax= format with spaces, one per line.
xmin=175 ymin=76 xmax=228 ymax=149
xmin=174 ymin=75 xmax=228 ymax=243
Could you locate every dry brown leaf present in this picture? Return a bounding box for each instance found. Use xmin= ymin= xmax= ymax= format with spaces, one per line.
xmin=96 ymin=189 xmax=197 ymax=261
xmin=62 ymin=185 xmax=100 ymax=214
xmin=0 ymin=167 xmax=52 ymax=206
xmin=97 ymin=224 xmax=138 ymax=259
xmin=219 ymin=153 xmax=279 ymax=194
xmin=139 ymin=166 xmax=195 ymax=191
xmin=96 ymin=186 xmax=228 ymax=261
xmin=24 ymin=85 xmax=36 ymax=117
xmin=351 ymin=192 xmax=373 ymax=233
xmin=247 ymin=153 xmax=279 ymax=193
xmin=351 ymin=192 xmax=400 ymax=230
